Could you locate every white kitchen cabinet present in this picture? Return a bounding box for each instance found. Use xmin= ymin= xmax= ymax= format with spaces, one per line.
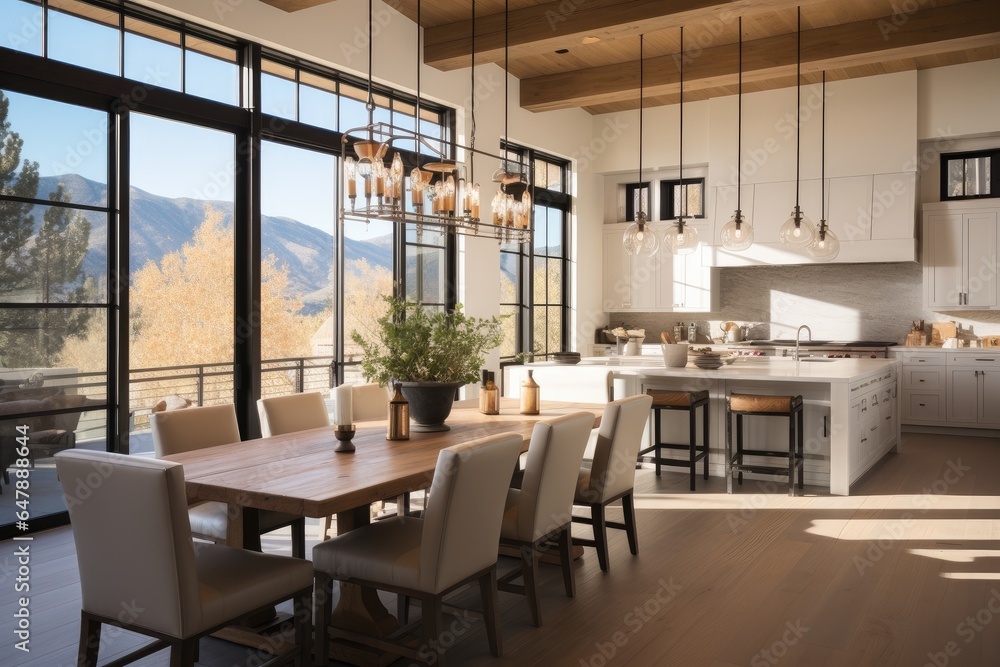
xmin=947 ymin=354 xmax=1000 ymax=426
xmin=894 ymin=349 xmax=948 ymax=425
xmin=603 ymin=224 xmax=716 ymax=312
xmin=871 ymin=172 xmax=917 ymax=240
xmin=923 ymin=206 xmax=999 ymax=310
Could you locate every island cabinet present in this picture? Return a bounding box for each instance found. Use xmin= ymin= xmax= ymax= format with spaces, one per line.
xmin=602 ymin=224 xmax=718 ymax=312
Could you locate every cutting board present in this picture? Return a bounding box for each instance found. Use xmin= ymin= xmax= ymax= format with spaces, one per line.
xmin=931 ymin=321 xmax=957 ymax=345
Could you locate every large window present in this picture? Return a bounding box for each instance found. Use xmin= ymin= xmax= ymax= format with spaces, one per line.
xmin=0 ymin=89 xmax=110 ymax=532
xmin=659 ymin=177 xmax=705 ymax=219
xmin=499 ymin=146 xmax=570 ymax=362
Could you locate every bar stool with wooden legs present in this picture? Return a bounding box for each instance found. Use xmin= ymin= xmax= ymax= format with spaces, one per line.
xmin=726 ymin=393 xmax=804 ymax=497
xmin=637 ymin=389 xmax=710 ymax=491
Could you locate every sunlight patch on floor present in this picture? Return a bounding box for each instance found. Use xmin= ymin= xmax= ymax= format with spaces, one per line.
xmin=908 ymin=549 xmax=1000 ymax=563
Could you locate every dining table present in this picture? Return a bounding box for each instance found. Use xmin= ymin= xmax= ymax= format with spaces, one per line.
xmin=162 ymin=397 xmax=604 ymax=665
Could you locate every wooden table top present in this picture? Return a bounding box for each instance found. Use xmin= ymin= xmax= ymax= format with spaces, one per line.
xmin=163 ymin=398 xmax=602 ymax=519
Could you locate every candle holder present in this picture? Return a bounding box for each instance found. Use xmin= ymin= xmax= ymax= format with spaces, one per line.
xmin=334 ymin=424 xmax=356 ymax=453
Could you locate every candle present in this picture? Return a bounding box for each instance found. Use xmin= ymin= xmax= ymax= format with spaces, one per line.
xmin=335 ymin=384 xmax=353 ymax=426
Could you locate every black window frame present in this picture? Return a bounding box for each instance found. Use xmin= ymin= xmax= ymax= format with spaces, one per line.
xmin=940 ymin=149 xmax=999 ymax=201
xmin=659 ymin=177 xmax=706 ymax=220
xmin=624 ymin=181 xmax=651 ymax=222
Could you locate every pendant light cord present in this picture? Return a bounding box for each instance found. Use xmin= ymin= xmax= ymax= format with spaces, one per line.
xmin=504 ymin=0 xmax=509 ymax=159
xmin=638 ymin=34 xmax=644 ymax=216
xmin=469 ymin=0 xmax=476 ymax=182
xmin=794 ymin=6 xmax=801 ymax=213
xmin=820 ymin=70 xmax=826 ymax=235
xmin=415 ymin=0 xmax=421 ymax=152
xmin=367 ymin=0 xmax=375 ymax=120
xmin=679 ymin=25 xmax=685 ymax=223
xmin=736 ymin=16 xmax=742 ymax=218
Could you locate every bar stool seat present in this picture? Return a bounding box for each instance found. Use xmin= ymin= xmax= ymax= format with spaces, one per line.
xmin=726 ymin=392 xmax=804 ymax=496
xmin=637 ymin=389 xmax=709 ymax=491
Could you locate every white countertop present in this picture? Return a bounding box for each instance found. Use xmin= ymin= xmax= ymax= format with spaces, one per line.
xmin=892 ymin=346 xmax=1000 ymax=354
xmin=533 ymin=356 xmax=898 ymax=383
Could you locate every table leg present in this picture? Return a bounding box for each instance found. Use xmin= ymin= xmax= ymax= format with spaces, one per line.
xmin=327 ymin=505 xmax=400 ymax=666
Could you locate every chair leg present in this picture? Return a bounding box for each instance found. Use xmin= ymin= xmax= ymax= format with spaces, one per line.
xmin=622 ymin=492 xmax=639 ymax=555
xmin=314 ymin=572 xmax=334 ymax=667
xmin=788 ymin=409 xmax=796 ymax=497
xmin=479 ymin=569 xmax=503 ymax=657
xmin=653 ymin=409 xmax=662 ymax=476
xmin=797 ymin=406 xmax=805 ymax=489
xmin=293 ymin=588 xmax=312 ymax=667
xmin=170 ymin=638 xmax=197 ymax=667
xmin=78 ymin=613 xmax=101 ymax=667
xmin=558 ymin=526 xmax=575 ymax=598
xmin=323 ymin=515 xmax=333 ymax=540
xmin=736 ymin=413 xmax=745 ymax=486
xmin=520 ymin=544 xmax=542 ymax=627
xmin=591 ymin=503 xmax=610 ymax=572
xmin=702 ymin=402 xmax=710 ymax=480
xmin=422 ymin=595 xmax=444 ymax=667
xmin=725 ymin=404 xmax=733 ymax=495
xmin=291 ymin=518 xmax=306 ymax=559
xmin=397 ymin=594 xmax=410 ymax=624
xmin=688 ymin=405 xmax=697 ymax=491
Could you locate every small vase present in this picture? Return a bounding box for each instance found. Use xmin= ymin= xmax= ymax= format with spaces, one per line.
xmin=387 ymin=382 xmax=409 ymax=441
xmin=520 ymin=370 xmax=540 ymax=415
xmin=479 ymin=371 xmax=499 ymax=415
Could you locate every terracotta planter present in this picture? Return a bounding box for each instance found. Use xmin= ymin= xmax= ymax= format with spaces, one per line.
xmin=398 ymin=381 xmax=464 ymax=432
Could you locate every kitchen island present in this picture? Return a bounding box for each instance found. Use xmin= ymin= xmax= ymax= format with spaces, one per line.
xmin=506 ymin=356 xmax=899 ymax=495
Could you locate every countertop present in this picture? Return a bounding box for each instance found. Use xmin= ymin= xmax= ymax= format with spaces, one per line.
xmin=531 ymin=356 xmax=898 ymax=383
xmin=891 ymin=346 xmax=1000 ymax=354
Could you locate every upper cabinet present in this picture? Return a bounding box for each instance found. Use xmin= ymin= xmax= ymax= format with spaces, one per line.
xmin=603 ymin=224 xmax=718 ymax=313
xmin=923 ymin=201 xmax=999 ymax=310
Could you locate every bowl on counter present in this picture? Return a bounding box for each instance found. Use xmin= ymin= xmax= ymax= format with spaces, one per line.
xmin=551 ymin=352 xmax=582 ymax=365
xmin=661 ymin=343 xmax=689 ymax=367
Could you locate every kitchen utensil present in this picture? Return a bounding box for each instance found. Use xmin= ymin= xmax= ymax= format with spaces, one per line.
xmin=661 ymin=343 xmax=688 ymax=367
xmin=661 ymin=331 xmax=674 ymax=344
xmin=725 ymin=326 xmax=743 ymax=343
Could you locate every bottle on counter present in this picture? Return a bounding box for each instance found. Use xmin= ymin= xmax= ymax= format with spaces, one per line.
xmin=673 ymin=322 xmax=685 ymax=343
xmin=386 ymin=382 xmax=410 ymax=441
xmin=688 ymin=321 xmax=698 ymax=343
xmin=520 ymin=369 xmax=540 ymax=415
xmin=479 ymin=371 xmax=500 ymax=415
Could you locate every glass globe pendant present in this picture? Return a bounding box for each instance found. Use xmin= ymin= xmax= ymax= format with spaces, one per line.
xmin=807 ymin=222 xmax=840 ymax=260
xmin=623 ymin=211 xmax=658 ymax=256
xmin=664 ymin=219 xmax=700 ymax=255
xmin=721 ymin=210 xmax=754 ymax=251
xmin=779 ymin=206 xmax=815 ymax=247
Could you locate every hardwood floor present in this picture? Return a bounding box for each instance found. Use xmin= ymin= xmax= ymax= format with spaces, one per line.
xmin=2 ymin=431 xmax=999 ymax=666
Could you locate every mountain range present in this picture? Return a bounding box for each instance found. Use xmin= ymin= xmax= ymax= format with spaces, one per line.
xmin=35 ymin=174 xmax=393 ymax=315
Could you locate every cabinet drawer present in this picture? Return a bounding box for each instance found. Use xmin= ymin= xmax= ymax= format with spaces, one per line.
xmin=904 ymin=393 xmax=944 ymax=422
xmin=903 ymin=353 xmax=945 ymax=365
xmin=948 ymin=354 xmax=1000 ymax=366
xmin=904 ymin=368 xmax=943 ymax=390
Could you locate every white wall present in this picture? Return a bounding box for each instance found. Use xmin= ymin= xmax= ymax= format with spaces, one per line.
xmin=142 ymin=0 xmax=601 ymax=358
xmin=918 ymin=59 xmax=1000 ymax=140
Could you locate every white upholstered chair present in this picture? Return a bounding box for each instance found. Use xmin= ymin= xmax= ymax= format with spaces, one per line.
xmin=150 ymin=403 xmax=306 ymax=558
xmin=312 ymin=433 xmax=524 ymax=667
xmin=349 ymin=382 xmax=390 ymax=421
xmin=572 ymin=394 xmax=653 ymax=572
xmin=55 ymin=449 xmax=312 ymax=667
xmin=257 ymin=391 xmax=329 ymax=437
xmin=499 ymin=411 xmax=595 ymax=626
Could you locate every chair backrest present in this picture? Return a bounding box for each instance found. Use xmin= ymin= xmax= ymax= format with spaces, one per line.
xmin=419 ymin=433 xmax=523 ymax=594
xmin=511 ymin=367 xmax=612 ymax=404
xmin=351 ymin=383 xmax=390 ymax=422
xmin=150 ymin=403 xmax=241 ymax=457
xmin=516 ymin=411 xmax=596 ymax=541
xmin=55 ymin=450 xmax=200 ymax=638
xmin=257 ymin=391 xmax=330 ymax=437
xmin=584 ymin=394 xmax=653 ymax=503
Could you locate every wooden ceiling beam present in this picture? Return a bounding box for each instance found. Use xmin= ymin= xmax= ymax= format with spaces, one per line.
xmin=423 ymin=0 xmax=823 ymax=71
xmin=520 ymin=0 xmax=1000 ymax=112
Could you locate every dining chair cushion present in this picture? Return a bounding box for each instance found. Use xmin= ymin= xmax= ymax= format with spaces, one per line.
xmin=502 ymin=411 xmax=595 ymax=543
xmin=351 ymin=383 xmax=390 ymax=422
xmin=313 ymin=433 xmax=523 ymax=595
xmin=257 ymin=391 xmax=329 ymax=437
xmin=150 ymin=404 xmax=241 ymax=457
xmin=55 ymin=450 xmax=312 ymax=638
xmin=575 ymin=394 xmax=653 ymax=504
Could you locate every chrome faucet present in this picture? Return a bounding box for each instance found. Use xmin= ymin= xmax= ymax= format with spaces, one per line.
xmin=794 ymin=325 xmax=812 ymax=362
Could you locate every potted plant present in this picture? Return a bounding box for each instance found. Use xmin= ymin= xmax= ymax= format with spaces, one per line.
xmin=351 ymin=296 xmax=505 ymax=431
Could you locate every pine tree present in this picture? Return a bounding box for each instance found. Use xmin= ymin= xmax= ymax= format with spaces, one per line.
xmin=0 ymin=90 xmax=40 ymax=296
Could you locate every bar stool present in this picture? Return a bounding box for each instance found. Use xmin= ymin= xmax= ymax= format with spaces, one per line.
xmin=726 ymin=393 xmax=804 ymax=496
xmin=637 ymin=389 xmax=710 ymax=491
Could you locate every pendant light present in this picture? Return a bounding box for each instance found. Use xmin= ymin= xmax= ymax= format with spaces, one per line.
xmin=807 ymin=71 xmax=841 ymax=260
xmin=720 ymin=17 xmax=753 ymax=251
xmin=778 ymin=6 xmax=816 ymax=248
xmin=623 ymin=34 xmax=658 ymax=257
xmin=663 ymin=26 xmax=700 ymax=256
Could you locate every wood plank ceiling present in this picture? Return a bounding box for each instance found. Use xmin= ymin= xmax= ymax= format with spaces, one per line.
xmin=260 ymin=0 xmax=1000 ymax=115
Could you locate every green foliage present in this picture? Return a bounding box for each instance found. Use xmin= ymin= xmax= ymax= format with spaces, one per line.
xmin=351 ymin=296 xmax=506 ymax=386
xmin=0 ymin=91 xmax=40 ymax=295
